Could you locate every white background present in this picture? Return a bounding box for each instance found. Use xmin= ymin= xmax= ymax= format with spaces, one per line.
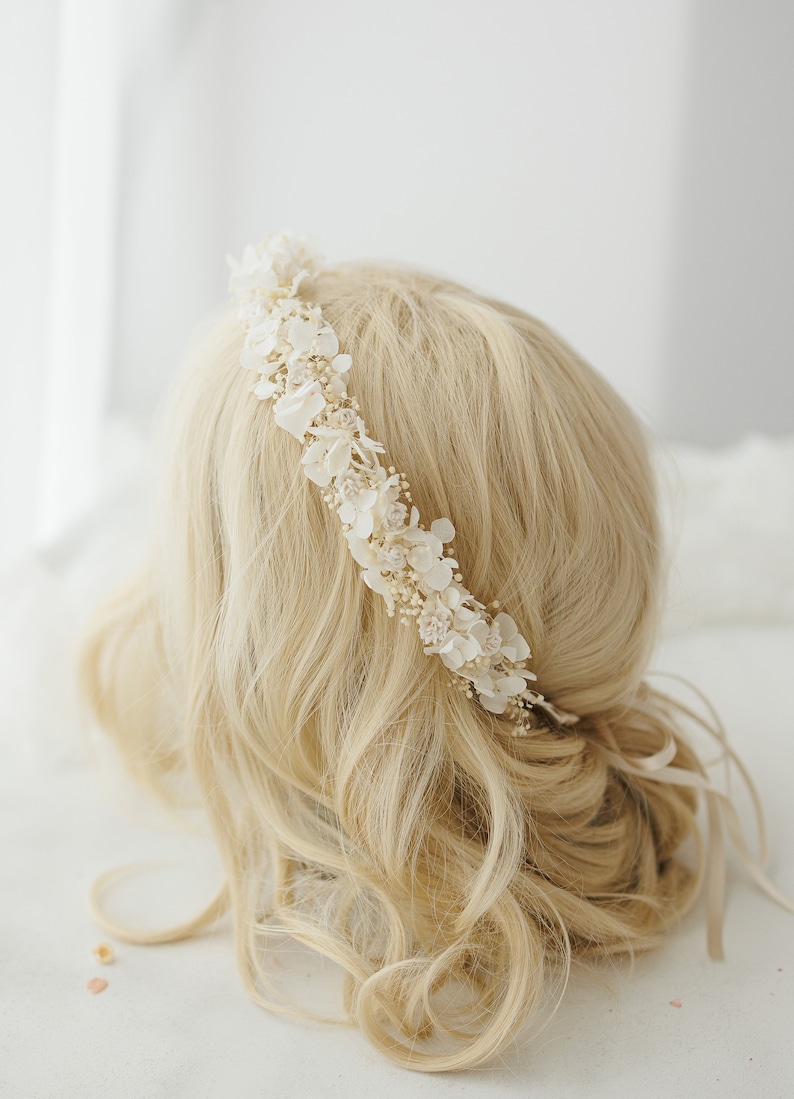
xmin=2 ymin=5 xmax=793 ymax=1096
xmin=3 ymin=0 xmax=794 ymax=563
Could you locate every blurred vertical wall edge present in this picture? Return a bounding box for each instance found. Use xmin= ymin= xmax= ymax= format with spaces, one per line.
xmin=1 ymin=4 xmax=58 ymax=563
xmin=661 ymin=0 xmax=794 ymax=444
xmin=108 ymin=0 xmax=227 ymax=426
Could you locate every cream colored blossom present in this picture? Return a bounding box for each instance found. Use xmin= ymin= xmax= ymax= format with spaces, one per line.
xmin=417 ymin=607 xmax=452 ymax=645
xmin=273 ymin=379 xmax=325 ymax=439
xmin=382 ymin=501 xmax=408 ymax=532
xmin=377 ymin=543 xmax=407 ymax=572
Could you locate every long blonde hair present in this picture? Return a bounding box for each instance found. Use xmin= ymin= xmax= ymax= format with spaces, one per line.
xmin=80 ymin=262 xmax=703 ymax=1071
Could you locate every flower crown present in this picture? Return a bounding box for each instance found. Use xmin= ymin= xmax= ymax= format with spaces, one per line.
xmin=227 ymin=233 xmax=577 ymax=734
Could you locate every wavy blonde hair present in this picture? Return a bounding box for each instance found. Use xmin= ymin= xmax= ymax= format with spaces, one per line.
xmin=80 ymin=262 xmax=703 ymax=1071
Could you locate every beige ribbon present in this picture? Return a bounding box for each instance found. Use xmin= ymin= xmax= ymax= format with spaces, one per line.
xmin=599 ymin=674 xmax=794 ymax=960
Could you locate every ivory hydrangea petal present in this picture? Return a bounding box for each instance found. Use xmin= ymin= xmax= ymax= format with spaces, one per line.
xmin=430 ymin=518 xmax=455 ymax=543
xmin=407 ymin=544 xmax=436 ymax=572
xmin=251 ymin=334 xmax=279 ymax=358
xmin=472 ymin=672 xmax=497 ymax=695
xmin=353 ymin=509 xmax=375 ymax=539
xmin=327 ymin=438 xmax=352 ymax=476
xmin=287 ymin=316 xmax=318 ymax=354
xmin=496 ymin=674 xmax=528 ymax=696
xmin=346 ymin=530 xmax=376 ymax=567
xmin=253 ymin=379 xmax=280 ymax=400
xmin=439 ymin=632 xmax=479 ymax=667
xmin=423 ymin=560 xmax=454 ymax=591
xmin=494 ymin=613 xmax=517 ymax=640
xmin=315 ymin=328 xmax=339 ymax=358
xmin=273 ymin=382 xmax=326 ymax=438
xmin=362 ymin=567 xmax=394 ymax=610
xmin=501 ymin=634 xmax=531 ymax=662
xmin=479 ymin=693 xmax=509 ymax=714
xmin=468 ymin=620 xmax=491 ymax=648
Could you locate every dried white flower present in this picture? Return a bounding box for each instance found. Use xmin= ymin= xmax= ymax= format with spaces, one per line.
xmin=377 ymin=543 xmax=408 ymax=572
xmin=330 ymin=406 xmax=358 ymax=430
xmin=418 ymin=608 xmax=452 ymax=645
xmin=273 ymin=379 xmax=326 ymax=439
xmin=382 ymin=501 xmax=408 ymax=532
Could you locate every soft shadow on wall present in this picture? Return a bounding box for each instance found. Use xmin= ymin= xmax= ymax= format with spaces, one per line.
xmin=662 ymin=1 xmax=794 ymax=445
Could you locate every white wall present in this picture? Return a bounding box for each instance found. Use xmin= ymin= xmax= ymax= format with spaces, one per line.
xmin=110 ymin=0 xmax=226 ymax=425
xmin=110 ymin=0 xmax=690 ymax=435
xmin=7 ymin=3 xmax=792 ymax=562
xmin=662 ymin=1 xmax=794 ymax=443
xmin=103 ymin=1 xmax=794 ymax=444
xmin=1 ymin=4 xmax=58 ymax=562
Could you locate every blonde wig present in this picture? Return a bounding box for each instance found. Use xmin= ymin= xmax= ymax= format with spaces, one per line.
xmin=80 ymin=261 xmax=710 ymax=1071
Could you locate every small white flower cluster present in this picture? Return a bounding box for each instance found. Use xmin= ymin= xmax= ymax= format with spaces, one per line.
xmin=228 ymin=233 xmax=577 ymax=732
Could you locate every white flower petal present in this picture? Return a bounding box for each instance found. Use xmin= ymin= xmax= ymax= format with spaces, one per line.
xmin=496 ymin=675 xmax=527 ymax=696
xmin=455 ymin=607 xmax=480 ymax=626
xmin=331 ymin=353 xmax=352 ymax=373
xmin=468 ymin=620 xmax=489 ymax=647
xmin=439 ymin=649 xmax=465 ymax=671
xmin=304 ymin=463 xmax=333 ymax=487
xmin=273 ymin=383 xmax=326 ymax=438
xmin=353 ymin=510 xmax=374 ymax=539
xmin=327 ymin=375 xmax=348 ymax=396
xmin=345 ymin=531 xmax=375 ymax=567
xmin=472 ymin=672 xmax=497 ymax=695
xmin=327 ymin=439 xmax=352 ymax=476
xmin=430 ymin=518 xmax=455 ymax=543
xmin=446 ymin=583 xmax=474 ymax=609
xmin=253 ymin=379 xmax=279 ymax=399
xmin=248 ymin=315 xmax=281 ymax=341
xmin=423 ymin=560 xmax=453 ymax=591
xmin=503 ymin=637 xmax=527 ymax=659
xmin=251 ymin=334 xmax=278 ymax=357
xmin=407 ymin=544 xmax=436 ymax=572
xmin=287 ymin=317 xmax=317 ymax=354
xmin=302 ymin=439 xmax=327 ymax=463
xmin=315 ymin=328 xmax=339 ymax=358
xmin=479 ymin=693 xmax=508 ymax=714
xmin=362 ymin=567 xmax=394 ymax=608
xmin=494 ymin=613 xmax=518 ymax=641
xmin=403 ymin=530 xmax=443 ymax=558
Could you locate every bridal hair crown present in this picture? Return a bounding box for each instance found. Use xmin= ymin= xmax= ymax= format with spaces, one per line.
xmin=227 ymin=233 xmax=577 ymax=734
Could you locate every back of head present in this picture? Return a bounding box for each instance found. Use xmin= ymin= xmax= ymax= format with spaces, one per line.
xmin=80 ymin=257 xmax=700 ymax=1071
